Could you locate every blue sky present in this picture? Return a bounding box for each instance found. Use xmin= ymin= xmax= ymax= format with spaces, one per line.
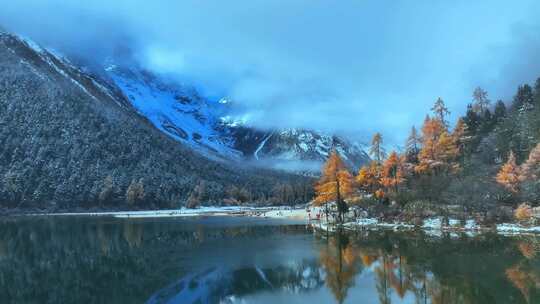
xmin=2 ymin=0 xmax=539 ymax=146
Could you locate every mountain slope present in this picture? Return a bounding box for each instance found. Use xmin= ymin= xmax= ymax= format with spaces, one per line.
xmin=227 ymin=127 xmax=370 ymax=172
xmin=0 ymin=32 xmax=311 ymax=210
xmin=100 ymin=64 xmax=370 ymax=172
xmin=106 ymin=65 xmax=241 ymax=160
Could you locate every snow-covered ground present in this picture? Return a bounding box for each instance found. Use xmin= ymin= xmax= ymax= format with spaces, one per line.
xmin=313 ymin=216 xmax=540 ymax=236
xmin=30 ymin=206 xmax=540 ymax=236
xmin=33 ymin=206 xmax=310 ymax=220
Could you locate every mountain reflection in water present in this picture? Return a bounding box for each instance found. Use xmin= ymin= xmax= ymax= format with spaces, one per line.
xmin=0 ymin=216 xmax=539 ymax=303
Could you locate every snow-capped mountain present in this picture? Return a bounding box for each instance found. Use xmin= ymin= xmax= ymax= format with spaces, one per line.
xmin=105 ymin=65 xmax=242 ymax=159
xmin=3 ymin=30 xmax=369 ymax=174
xmin=226 ymin=126 xmax=370 ymax=172
xmin=102 ymin=62 xmax=370 ymax=172
xmin=0 ymin=30 xmax=314 ymax=208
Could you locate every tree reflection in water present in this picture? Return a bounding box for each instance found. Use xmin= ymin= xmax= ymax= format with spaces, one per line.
xmin=2 ymin=217 xmax=540 ymax=303
xmin=316 ymin=229 xmax=540 ymax=304
xmin=319 ymin=230 xmax=362 ymax=304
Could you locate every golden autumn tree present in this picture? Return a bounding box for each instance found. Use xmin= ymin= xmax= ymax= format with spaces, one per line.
xmin=496 ymin=151 xmax=521 ymax=193
xmin=356 ymin=161 xmax=381 ymax=194
xmin=314 ymin=150 xmax=355 ymax=223
xmin=415 ymin=116 xmax=445 ymax=174
xmin=415 ymin=114 xmax=461 ymax=175
xmin=380 ymin=151 xmax=405 ymax=195
xmin=521 ymin=143 xmax=540 ymax=181
xmin=436 ymin=131 xmax=459 ymax=167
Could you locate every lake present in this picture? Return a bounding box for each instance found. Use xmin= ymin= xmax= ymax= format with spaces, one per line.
xmin=0 ymin=216 xmax=539 ymax=303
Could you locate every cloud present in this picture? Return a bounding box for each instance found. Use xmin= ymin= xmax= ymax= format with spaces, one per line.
xmin=1 ymin=0 xmax=539 ymax=146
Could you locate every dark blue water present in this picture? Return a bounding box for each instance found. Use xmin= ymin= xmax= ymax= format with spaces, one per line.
xmin=0 ymin=216 xmax=538 ymax=303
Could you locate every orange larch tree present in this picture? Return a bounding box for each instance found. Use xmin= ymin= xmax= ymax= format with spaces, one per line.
xmin=356 ymin=161 xmax=381 ymax=194
xmin=380 ymin=151 xmax=405 ymax=195
xmin=520 ymin=143 xmax=540 ymax=181
xmin=496 ymin=151 xmax=521 ymax=193
xmin=314 ymin=150 xmax=354 ymax=223
xmin=415 ymin=116 xmax=445 ymax=174
xmin=436 ymin=131 xmax=459 ymax=170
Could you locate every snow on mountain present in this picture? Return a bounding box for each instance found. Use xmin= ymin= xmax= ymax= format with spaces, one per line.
xmin=7 ymin=32 xmax=368 ymax=172
xmin=105 ymin=65 xmax=242 ymax=159
xmin=226 ymin=126 xmax=370 ymax=172
xmin=103 ymin=63 xmax=370 ymax=172
xmin=2 ymin=32 xmax=131 ymax=110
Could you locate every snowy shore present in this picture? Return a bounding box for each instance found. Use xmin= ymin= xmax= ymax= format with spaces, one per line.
xmin=29 ymin=206 xmax=310 ymax=220
xmin=24 ymin=207 xmax=540 ymax=235
xmin=312 ymin=216 xmax=540 ymax=236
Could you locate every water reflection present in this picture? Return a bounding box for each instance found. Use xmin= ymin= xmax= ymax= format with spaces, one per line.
xmin=1 ymin=216 xmax=540 ymax=303
xmin=319 ymin=231 xmax=361 ymax=303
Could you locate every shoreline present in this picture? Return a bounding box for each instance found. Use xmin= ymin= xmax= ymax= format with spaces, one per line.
xmin=6 ymin=206 xmax=309 ymax=220
xmin=5 ymin=206 xmax=540 ymax=236
xmin=311 ymin=217 xmax=540 ymax=236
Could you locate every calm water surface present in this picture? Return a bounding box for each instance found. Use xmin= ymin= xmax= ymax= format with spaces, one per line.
xmin=1 ymin=216 xmax=539 ymax=303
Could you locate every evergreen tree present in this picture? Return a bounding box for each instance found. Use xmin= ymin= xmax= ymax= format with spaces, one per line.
xmin=405 ymin=126 xmax=421 ymax=163
xmin=463 ymin=103 xmax=480 ymax=134
xmin=369 ymin=133 xmax=386 ymax=164
xmin=493 ymin=100 xmax=507 ymax=121
xmin=452 ymin=118 xmax=468 ymax=157
xmin=534 ymin=78 xmax=540 ymax=104
xmin=512 ymin=84 xmax=534 ymax=110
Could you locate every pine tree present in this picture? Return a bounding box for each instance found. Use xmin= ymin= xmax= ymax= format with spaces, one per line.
xmin=472 ymin=86 xmax=490 ymax=114
xmin=493 ymin=100 xmax=507 ymax=121
xmin=405 ymin=126 xmax=421 ymax=163
xmin=369 ymin=133 xmax=386 ymax=164
xmin=380 ymin=151 xmax=405 ymax=194
xmin=452 ymin=118 xmax=468 ymax=157
xmin=431 ymin=97 xmax=450 ymax=128
xmin=496 ymin=151 xmax=521 ymax=193
xmin=463 ymin=103 xmax=480 ymax=134
xmin=512 ymin=84 xmax=534 ymax=111
xmin=534 ymin=78 xmax=540 ymax=105
xmin=314 ymin=151 xmax=354 ymax=223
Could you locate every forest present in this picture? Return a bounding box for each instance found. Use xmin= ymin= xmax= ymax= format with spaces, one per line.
xmin=314 ymin=77 xmax=540 ymax=224
xmin=0 ymin=33 xmax=313 ymax=212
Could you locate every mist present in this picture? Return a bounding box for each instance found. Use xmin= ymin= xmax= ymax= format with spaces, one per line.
xmin=1 ymin=0 xmax=539 ymax=145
